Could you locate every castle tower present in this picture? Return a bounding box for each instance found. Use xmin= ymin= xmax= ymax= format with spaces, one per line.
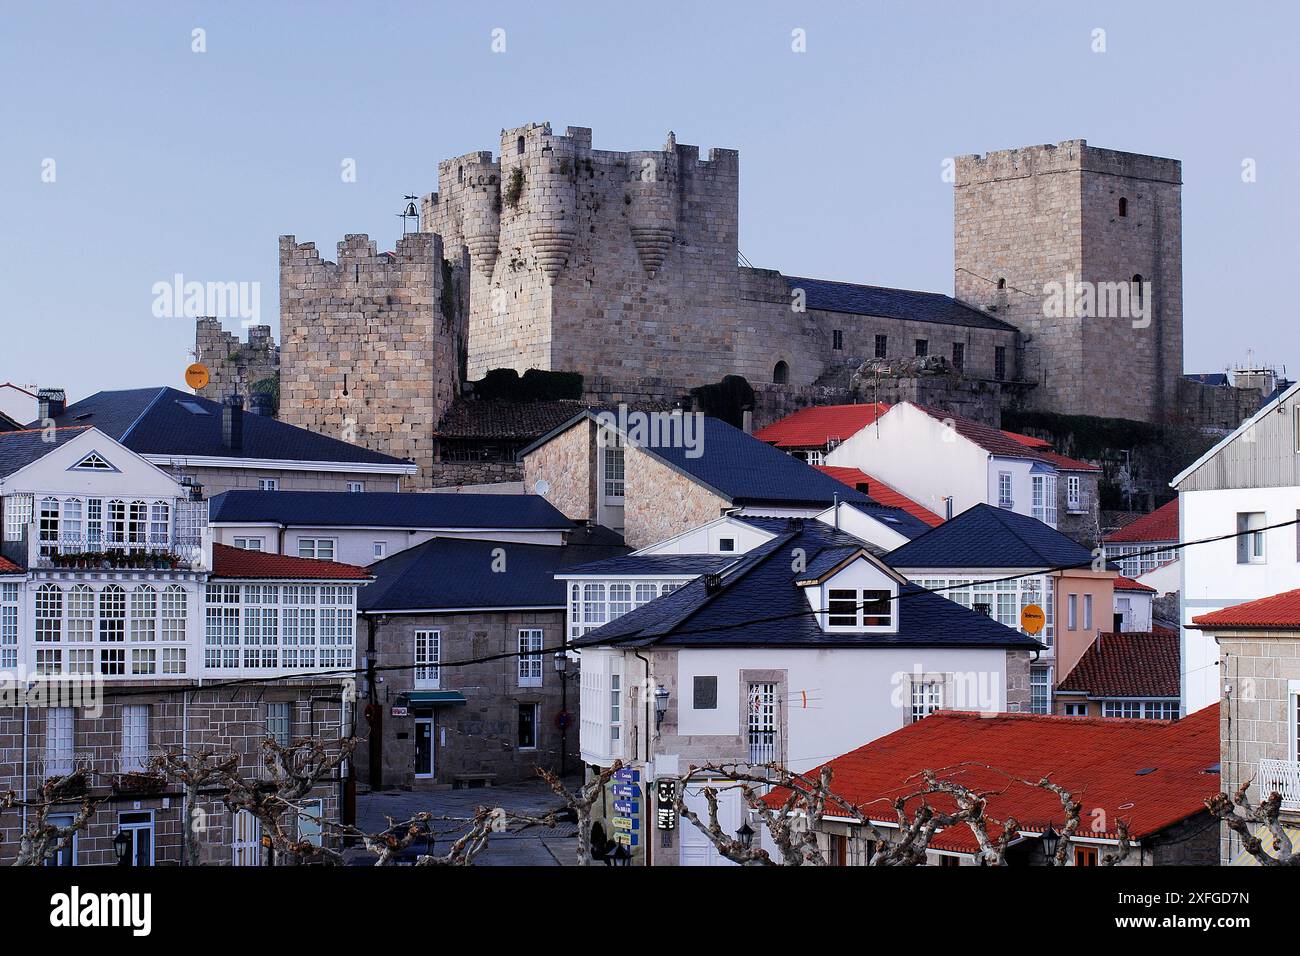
xmin=194 ymin=318 xmax=280 ymax=408
xmin=423 ymin=123 xmax=741 ymax=387
xmin=277 ymin=232 xmax=459 ymax=487
xmin=954 ymin=140 xmax=1183 ymax=423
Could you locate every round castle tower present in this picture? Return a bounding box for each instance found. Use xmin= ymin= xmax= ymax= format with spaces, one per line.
xmin=459 ymin=154 xmax=501 ymax=277
xmin=523 ymin=133 xmax=577 ymax=285
xmin=625 ymin=139 xmax=679 ymax=277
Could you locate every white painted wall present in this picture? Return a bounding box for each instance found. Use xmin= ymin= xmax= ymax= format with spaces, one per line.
xmin=0 ymin=428 xmax=185 ymax=500
xmin=1114 ymin=590 xmax=1153 ymax=632
xmin=813 ymin=503 xmax=913 ymax=551
xmin=209 ymin=524 xmax=567 ymax=565
xmin=635 ymin=516 xmax=774 ymax=556
xmin=1137 ymin=558 xmax=1180 ymax=597
xmin=1181 ymin=486 xmax=1300 ymax=712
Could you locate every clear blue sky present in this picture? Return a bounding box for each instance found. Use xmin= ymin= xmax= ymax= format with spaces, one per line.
xmin=2 ymin=1 xmax=1295 ymax=401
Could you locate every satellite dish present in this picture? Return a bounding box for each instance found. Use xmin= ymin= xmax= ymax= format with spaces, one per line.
xmin=535 ymin=479 xmax=551 ymax=496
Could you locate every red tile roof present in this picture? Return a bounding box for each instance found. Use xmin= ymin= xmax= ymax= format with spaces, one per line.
xmin=754 ymin=404 xmax=889 ymax=449
xmin=815 ymin=466 xmax=943 ymax=527
xmin=1104 ymin=498 xmax=1178 ymax=543
xmin=1114 ymin=575 xmax=1156 ymax=593
xmin=1057 ymin=629 xmax=1180 ymax=698
xmin=764 ymin=704 xmax=1217 ymax=852
xmin=211 ymin=543 xmax=372 ymax=581
xmin=913 ymin=406 xmax=1053 ymax=461
xmin=1192 ymin=588 xmax=1300 ymax=630
xmin=0 ymin=555 xmax=22 ymax=574
xmin=1000 ymin=429 xmax=1099 ymax=472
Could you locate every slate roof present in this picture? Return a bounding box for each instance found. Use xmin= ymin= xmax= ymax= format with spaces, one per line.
xmin=38 ymin=387 xmax=410 ymax=467
xmin=434 ymin=398 xmax=590 ymax=441
xmin=1191 ymin=588 xmax=1300 ymax=630
xmin=0 ymin=426 xmax=94 ymax=479
xmin=815 ymin=466 xmax=944 ymax=527
xmin=1103 ymin=498 xmax=1178 ymax=544
xmin=573 ymin=523 xmax=1041 ymax=650
xmin=1056 ymin=628 xmax=1180 ymax=699
xmin=0 ymin=411 xmax=21 ymax=432
xmin=783 ymin=276 xmax=1018 ymax=332
xmin=763 ymin=705 xmax=1219 ymax=851
xmin=737 ymin=508 xmax=930 ymax=543
xmin=360 ymin=533 xmax=629 ymax=612
xmin=754 ymin=404 xmax=889 ymax=448
xmin=211 ymin=543 xmax=372 ymax=581
xmin=208 ymin=490 xmax=576 ymax=530
xmin=886 ymin=503 xmax=1097 ymax=570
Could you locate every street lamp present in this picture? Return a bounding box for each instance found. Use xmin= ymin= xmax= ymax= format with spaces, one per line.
xmin=736 ymin=820 xmax=755 ymax=850
xmin=113 ymin=829 xmax=131 ymax=867
xmin=554 ymin=652 xmax=571 ymax=778
xmin=608 ymin=843 xmax=632 ymax=867
xmin=553 ymin=651 xmax=567 ymax=674
xmin=1040 ymin=824 xmax=1060 ymax=861
xmin=653 ymin=684 xmax=670 ymax=732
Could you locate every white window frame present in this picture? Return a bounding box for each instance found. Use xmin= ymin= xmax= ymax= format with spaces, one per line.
xmin=346 ymin=481 xmax=365 ymax=493
xmin=518 ymin=702 xmax=540 ymax=751
xmin=373 ymin=541 xmax=387 ymax=560
xmin=121 ymin=704 xmax=150 ymax=772
xmin=825 ymin=587 xmax=894 ymax=631
xmin=414 ymin=630 xmax=440 ymax=689
xmin=1083 ymin=593 xmax=1093 ymax=631
xmin=602 ymin=439 xmax=625 ymax=503
xmin=233 ymin=537 xmax=264 ymax=551
xmin=258 ymin=479 xmax=279 ymax=491
xmin=297 ymin=537 xmax=336 ymax=561
xmin=910 ymin=679 xmax=942 ymax=724
xmin=518 ymin=628 xmax=544 ymax=687
xmin=1067 ymin=593 xmax=1078 ymax=630
xmin=997 ymin=472 xmax=1013 ymax=508
xmin=1030 ymin=665 xmax=1052 ymax=714
xmin=1237 ymin=512 xmax=1267 ymax=564
xmin=1067 ymin=475 xmax=1082 ymax=511
xmin=46 ymin=707 xmax=75 ymax=777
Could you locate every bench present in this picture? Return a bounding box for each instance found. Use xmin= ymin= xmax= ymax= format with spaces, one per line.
xmin=452 ymin=772 xmax=498 ymax=789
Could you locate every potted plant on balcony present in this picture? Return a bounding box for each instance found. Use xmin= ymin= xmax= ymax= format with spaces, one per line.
xmin=113 ymin=770 xmax=166 ymax=795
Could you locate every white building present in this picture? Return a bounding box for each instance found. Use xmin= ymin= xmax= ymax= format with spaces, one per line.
xmin=1173 ymin=381 xmax=1300 ymax=713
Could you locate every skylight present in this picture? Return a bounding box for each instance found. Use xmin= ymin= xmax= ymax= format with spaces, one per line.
xmin=176 ymin=401 xmax=210 ymax=415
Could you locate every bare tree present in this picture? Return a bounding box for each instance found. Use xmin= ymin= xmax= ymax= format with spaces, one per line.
xmin=149 ymin=749 xmax=239 ymax=866
xmin=1 ymin=770 xmax=103 ymax=866
xmin=215 ymin=736 xmax=358 ymax=865
xmin=1208 ymin=778 xmax=1299 ymax=866
xmin=538 ymin=760 xmax=624 ymax=865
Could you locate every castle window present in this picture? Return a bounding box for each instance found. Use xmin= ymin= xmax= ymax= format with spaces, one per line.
xmin=997 ymin=277 xmax=1006 ymax=290
xmin=1132 ymin=274 xmax=1145 ymax=309
xmin=1118 ymin=197 xmax=1128 ymax=217
xmin=832 ymin=330 xmax=843 ymax=351
xmin=914 ymin=339 xmax=928 ymax=358
xmin=874 ymin=335 xmax=887 ymax=359
xmin=951 ymin=342 xmax=964 ymax=371
xmin=995 ymin=346 xmax=1007 ymax=381
xmin=457 ymin=165 xmax=464 ymax=183
xmin=516 ymin=136 xmax=525 ymax=155
xmin=773 ymin=361 xmax=789 ymax=384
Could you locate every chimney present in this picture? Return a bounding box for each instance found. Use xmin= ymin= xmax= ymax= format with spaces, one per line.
xmin=222 ymin=394 xmax=244 ymax=451
xmin=37 ymin=387 xmax=66 ymax=421
xmin=742 ymin=409 xmax=753 ymax=434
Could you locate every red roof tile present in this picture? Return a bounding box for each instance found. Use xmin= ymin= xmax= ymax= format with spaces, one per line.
xmin=913 ymin=406 xmax=1054 ymax=461
xmin=764 ymin=705 xmax=1217 ymax=852
xmin=0 ymin=555 xmax=22 ymax=574
xmin=754 ymin=404 xmax=889 ymax=448
xmin=1114 ymin=575 xmax=1156 ymax=593
xmin=211 ymin=543 xmax=372 ymax=581
xmin=1057 ymin=629 xmax=1180 ymax=698
xmin=815 ymin=466 xmax=943 ymax=527
xmin=1104 ymin=498 xmax=1178 ymax=543
xmin=1192 ymin=588 xmax=1300 ymax=630
xmin=1001 ymin=429 xmax=1100 ymax=472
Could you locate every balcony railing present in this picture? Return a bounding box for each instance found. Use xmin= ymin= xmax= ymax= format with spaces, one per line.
xmin=35 ymin=532 xmax=204 ymax=570
xmin=748 ymin=731 xmax=777 ymax=765
xmin=1258 ymin=759 xmax=1300 ymax=810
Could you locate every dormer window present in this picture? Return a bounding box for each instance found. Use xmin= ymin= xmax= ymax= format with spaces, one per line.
xmin=718 ymin=537 xmax=736 ymax=553
xmin=827 ymin=588 xmax=892 ymax=628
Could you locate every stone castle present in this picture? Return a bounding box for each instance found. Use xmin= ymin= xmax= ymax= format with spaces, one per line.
xmin=196 ymin=124 xmax=1218 ymax=486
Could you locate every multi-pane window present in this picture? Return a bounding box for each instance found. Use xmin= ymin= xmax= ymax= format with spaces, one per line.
xmin=318 ymin=586 xmax=353 ymax=669
xmin=67 ymin=585 xmax=94 ymax=643
xmin=919 ymin=575 xmax=1053 ymax=644
xmin=1066 ymin=475 xmax=1082 ymax=511
xmin=518 ymin=629 xmax=544 ymax=687
xmin=748 ymin=682 xmax=777 ymax=763
xmin=130 ymin=586 xmax=157 ymax=644
xmin=998 ymin=472 xmax=1013 ymax=508
xmin=1105 ymin=543 xmax=1177 ymax=577
xmin=414 ymin=630 xmax=440 ymax=688
xmin=297 ymin=538 xmax=336 ymax=560
xmin=910 ymin=680 xmax=941 ymax=723
xmin=1030 ymin=665 xmax=1052 ymax=714
xmin=233 ymin=537 xmax=264 ymax=551
xmin=46 ymin=707 xmax=75 ymax=777
xmin=2 ymin=493 xmax=33 ymax=542
xmin=99 ymin=585 xmax=126 ymax=646
xmin=1031 ymin=474 xmax=1058 ymax=526
xmin=832 ymin=329 xmax=844 ymax=350
xmin=874 ymin=334 xmax=887 ymax=359
xmin=608 ymin=584 xmax=632 ymax=619
xmin=569 ymin=580 xmax=683 ymax=640
xmin=243 ymin=585 xmax=280 ymax=669
xmin=826 ymin=588 xmax=892 ymax=629
xmin=1237 ymin=512 xmax=1267 ymax=564
xmin=36 ymin=584 xmax=63 ymax=642
xmin=0 ymin=582 xmax=18 ymax=670
xmin=266 ymin=701 xmax=292 ymax=746
xmin=39 ymin=497 xmax=60 ymax=556
xmin=121 ymin=705 xmax=150 ymax=771
xmin=346 ymin=481 xmax=365 ymax=493
xmin=148 ymin=502 xmax=170 ymax=549
xmin=281 ymin=585 xmax=317 ymax=669
xmin=161 ymin=586 xmax=187 ymax=642
xmin=602 ymin=438 xmax=625 ymax=502
xmin=915 ymin=338 xmax=929 ymax=358
xmin=1101 ymin=700 xmax=1179 ymax=720
xmin=951 ymin=342 xmax=964 ymax=371
xmin=609 ymin=672 xmax=621 ymax=743
xmin=258 ymin=479 xmax=279 ymax=491
xmin=205 ymin=584 xmax=241 ymax=669
xmin=994 ymin=346 xmax=1007 ymax=381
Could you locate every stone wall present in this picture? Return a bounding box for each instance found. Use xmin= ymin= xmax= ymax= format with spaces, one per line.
xmin=622 ymin=443 xmax=730 ymax=549
xmin=955 ymin=140 xmax=1183 ymax=423
xmin=0 ymin=683 xmax=345 ymax=865
xmin=278 ymin=232 xmax=460 ymax=490
xmin=195 ymin=318 xmax=279 ymax=407
xmin=362 ymin=610 xmax=572 ymax=789
xmin=522 ymin=417 xmax=595 ymax=518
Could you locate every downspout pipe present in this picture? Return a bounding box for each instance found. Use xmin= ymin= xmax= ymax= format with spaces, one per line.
xmin=634 ymin=650 xmax=653 ymax=868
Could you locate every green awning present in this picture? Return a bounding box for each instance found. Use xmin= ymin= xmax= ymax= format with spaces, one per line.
xmin=406 ymin=691 xmax=467 ymax=709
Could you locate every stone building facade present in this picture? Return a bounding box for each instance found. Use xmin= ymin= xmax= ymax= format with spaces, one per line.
xmin=360 ymin=610 xmax=574 ymax=790
xmin=954 ymin=140 xmax=1184 ymax=423
xmin=0 ymin=684 xmax=346 ymax=866
xmin=276 ymin=232 xmax=462 ymax=489
xmin=195 ymin=318 xmax=280 ymax=410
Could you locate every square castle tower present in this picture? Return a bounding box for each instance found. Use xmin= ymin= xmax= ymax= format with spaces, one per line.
xmin=954 ymin=139 xmax=1183 ymax=422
